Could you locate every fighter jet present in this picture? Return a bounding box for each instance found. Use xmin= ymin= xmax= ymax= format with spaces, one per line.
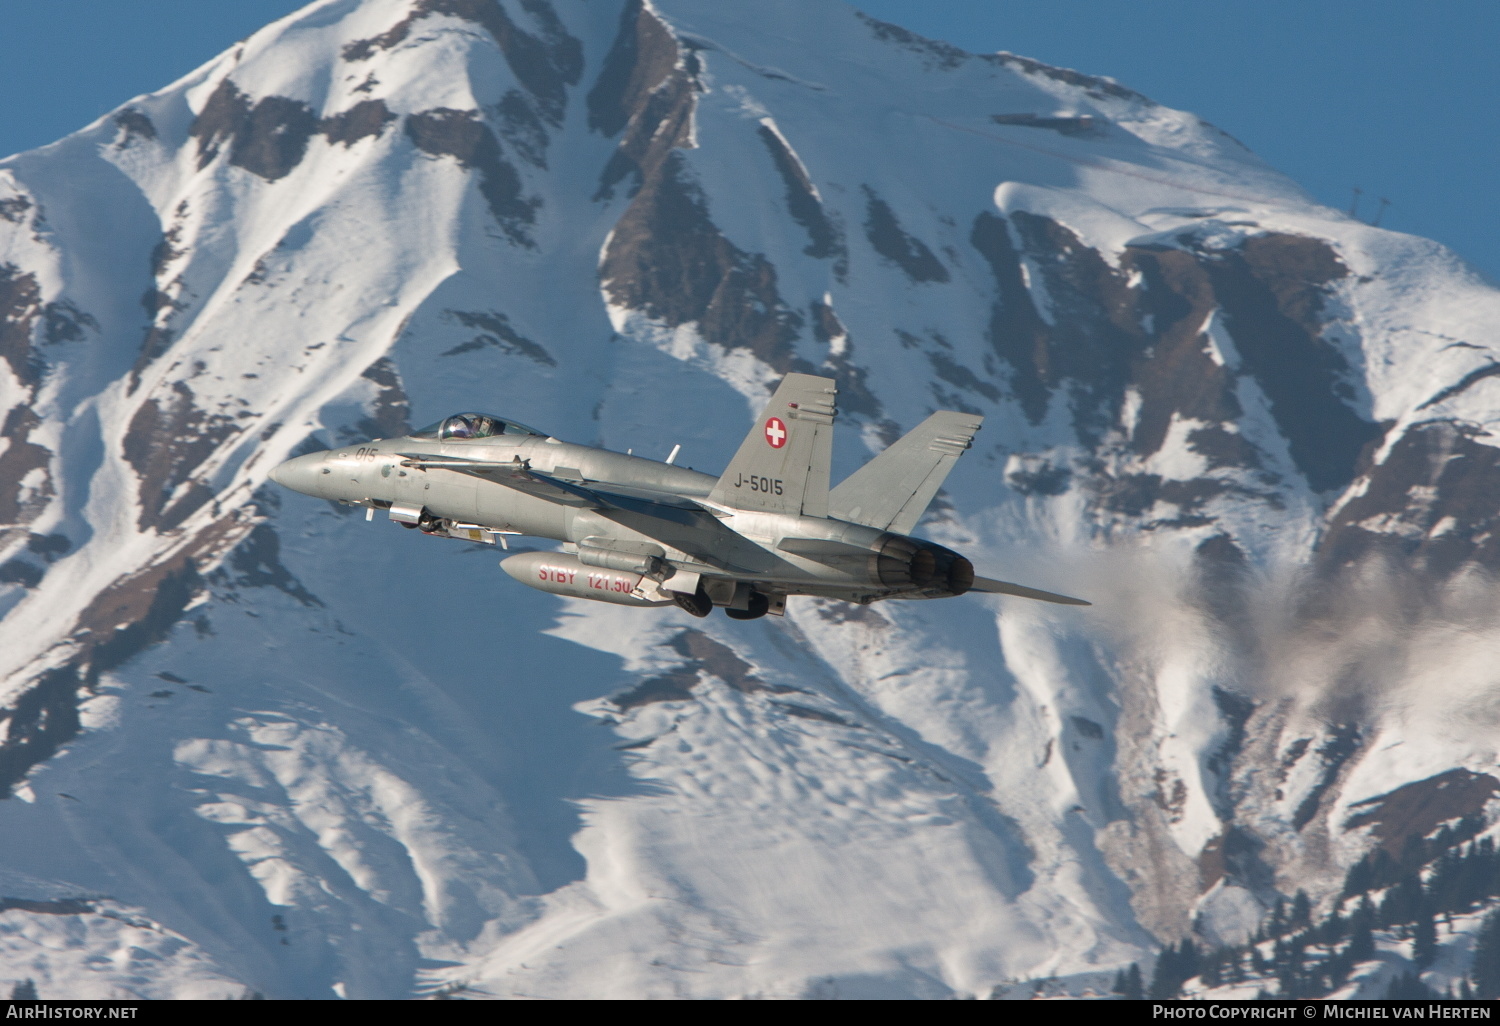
xmin=268 ymin=373 xmax=1088 ymax=619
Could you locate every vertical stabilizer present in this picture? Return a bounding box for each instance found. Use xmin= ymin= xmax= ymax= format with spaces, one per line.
xmin=708 ymin=374 xmax=836 ymax=517
xmin=829 ymin=411 xmax=982 ymax=534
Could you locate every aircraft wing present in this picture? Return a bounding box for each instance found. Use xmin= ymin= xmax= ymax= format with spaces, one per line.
xmin=398 ymin=453 xmax=764 ymax=573
xmin=971 ymin=575 xmax=1091 ymax=606
xmin=398 ymin=453 xmax=600 ymax=507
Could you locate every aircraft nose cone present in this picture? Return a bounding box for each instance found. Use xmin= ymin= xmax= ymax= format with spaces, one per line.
xmin=268 ymin=453 xmax=324 ymax=495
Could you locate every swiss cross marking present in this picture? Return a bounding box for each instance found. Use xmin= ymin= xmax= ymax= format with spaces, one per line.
xmin=764 ymin=417 xmax=788 ymax=449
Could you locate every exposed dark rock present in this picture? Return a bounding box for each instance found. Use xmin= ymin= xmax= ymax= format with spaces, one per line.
xmin=757 ymin=124 xmax=842 ymax=261
xmin=589 ymin=2 xmax=696 ymax=204
xmin=518 ymin=0 xmax=583 ymax=96
xmin=862 ymin=186 xmax=948 ymax=283
xmin=1318 ymin=421 xmax=1500 ymax=574
xmin=26 ymin=533 xmax=69 ymax=561
xmin=320 ymin=98 xmax=396 ymax=147
xmin=1070 ymin=715 xmax=1104 ymax=740
xmin=1006 ymin=456 xmax=1071 ymax=497
xmin=613 ymin=629 xmax=782 ymax=709
xmin=809 ymin=300 xmax=845 ymax=347
xmin=1093 ymin=472 xmax=1163 ymax=518
xmin=190 ymin=79 xmax=319 ymax=182
xmin=344 ymin=0 xmax=580 ymax=124
xmin=990 ymin=113 xmax=1103 ymax=137
xmin=1291 ymin=724 xmax=1362 ymax=831
xmin=1418 ymin=362 xmax=1500 ymax=411
xmin=854 ymin=13 xmax=967 ymax=70
xmin=1204 ymin=685 xmax=1254 ymax=821
xmin=1005 ymin=212 xmax=1151 ymax=444
xmin=0 ymin=196 xmax=30 ymax=224
xmin=43 ymin=299 xmax=98 ymax=344
xmin=75 ymin=530 xmax=226 ymax=690
xmin=969 ymin=212 xmax=1053 ymax=424
xmin=0 ymin=519 xmax=226 ymax=797
xmin=928 ymin=350 xmax=1000 ymax=403
xmin=406 ymin=108 xmax=536 ymax=246
xmin=856 ymin=10 xmax=1151 ymax=103
xmin=0 ymin=560 xmax=42 ymax=588
xmin=1091 ymin=472 xmax=1227 ymax=524
xmin=139 ymin=287 xmax=177 ymax=319
xmin=0 ymin=263 xmax=44 ymax=387
xmin=602 ymin=152 xmax=801 ymax=370
xmin=113 ymin=108 xmax=157 ymax=146
xmin=1193 ymin=232 xmax=1378 ymax=493
xmin=439 ymin=310 xmax=556 ymax=365
xmin=1344 ymin=769 xmax=1500 ymax=857
xmin=1197 ymin=825 xmax=1275 ymax=895
xmin=776 ymin=703 xmax=853 ymax=726
xmin=968 ymin=209 xmax=1381 ymax=519
xmin=1116 ymin=246 xmax=1233 ymax=454
xmin=808 ymin=300 xmax=879 ymax=418
xmin=492 ymin=90 xmax=547 ymax=168
xmin=613 ymin=665 xmax=697 ymax=708
xmin=587 ymin=0 xmax=681 ymax=139
xmin=131 ymin=325 xmax=174 ymax=389
xmin=193 ymin=79 xmax=396 ymax=173
xmin=983 ymin=52 xmax=1149 ymax=104
xmin=121 ymin=382 xmax=238 ymax=532
xmin=586 ymin=0 xmax=801 ymax=371
xmin=0 ymin=668 xmax=80 ymax=797
xmin=150 ymin=224 xmax=184 ymax=279
xmin=223 ymin=524 xmax=321 ymax=606
xmin=1153 ymin=766 xmax=1188 ymax=820
xmin=0 ymin=408 xmax=52 ymax=529
xmin=358 ymin=357 xmax=411 ymax=439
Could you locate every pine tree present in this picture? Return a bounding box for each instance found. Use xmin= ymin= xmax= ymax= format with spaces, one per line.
xmin=1291 ymin=890 xmax=1312 ymax=931
xmin=1178 ymin=938 xmax=1201 ymax=983
xmin=1348 ymin=897 xmax=1376 ymax=963
xmin=1386 ymin=971 xmax=1432 ymax=999
xmin=1413 ymin=900 xmax=1437 ymax=968
xmin=9 ymin=979 xmax=37 ymax=1000
xmin=1124 ymin=962 xmax=1143 ymax=1001
xmin=1268 ymin=896 xmax=1288 ymax=938
xmin=1342 ymin=854 xmax=1372 ymax=899
xmin=1149 ymin=947 xmax=1179 ymax=999
xmin=1201 ymin=955 xmax=1220 ymax=988
xmin=1113 ymin=968 xmax=1127 ymax=996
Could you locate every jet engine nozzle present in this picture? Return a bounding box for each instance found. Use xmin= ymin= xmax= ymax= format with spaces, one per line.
xmin=870 ymin=534 xmax=972 ymax=595
xmin=871 ymin=534 xmax=934 ymax=587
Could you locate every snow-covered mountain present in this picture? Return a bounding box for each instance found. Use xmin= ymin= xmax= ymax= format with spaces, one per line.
xmin=2 ymin=0 xmax=1499 ymax=999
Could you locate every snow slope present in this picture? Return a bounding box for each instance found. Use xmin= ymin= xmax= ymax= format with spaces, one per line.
xmin=0 ymin=0 xmax=1498 ymax=998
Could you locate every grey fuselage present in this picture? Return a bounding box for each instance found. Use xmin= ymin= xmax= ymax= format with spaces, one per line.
xmin=270 ymin=432 xmax=963 ymax=603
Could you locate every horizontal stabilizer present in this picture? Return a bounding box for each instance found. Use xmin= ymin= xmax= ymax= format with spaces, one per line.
xmin=971 ymin=575 xmax=1090 ymax=606
xmin=830 ymin=411 xmax=982 ymax=535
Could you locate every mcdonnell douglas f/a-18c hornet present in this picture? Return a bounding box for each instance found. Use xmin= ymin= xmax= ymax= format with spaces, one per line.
xmin=268 ymin=373 xmax=1088 ymax=620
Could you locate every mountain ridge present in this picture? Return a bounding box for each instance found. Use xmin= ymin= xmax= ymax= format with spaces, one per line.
xmin=0 ymin=0 xmax=1497 ymax=998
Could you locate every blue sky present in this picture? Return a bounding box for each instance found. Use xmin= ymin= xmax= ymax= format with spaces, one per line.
xmin=0 ymin=1 xmax=1495 ymax=281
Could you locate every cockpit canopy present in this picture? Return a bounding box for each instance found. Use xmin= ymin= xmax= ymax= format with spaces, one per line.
xmin=410 ymin=413 xmax=548 ymax=441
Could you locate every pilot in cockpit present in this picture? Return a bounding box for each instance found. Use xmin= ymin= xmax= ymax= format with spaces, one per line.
xmin=441 ymin=413 xmax=491 ymax=439
xmin=410 ymin=413 xmax=548 ymax=441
